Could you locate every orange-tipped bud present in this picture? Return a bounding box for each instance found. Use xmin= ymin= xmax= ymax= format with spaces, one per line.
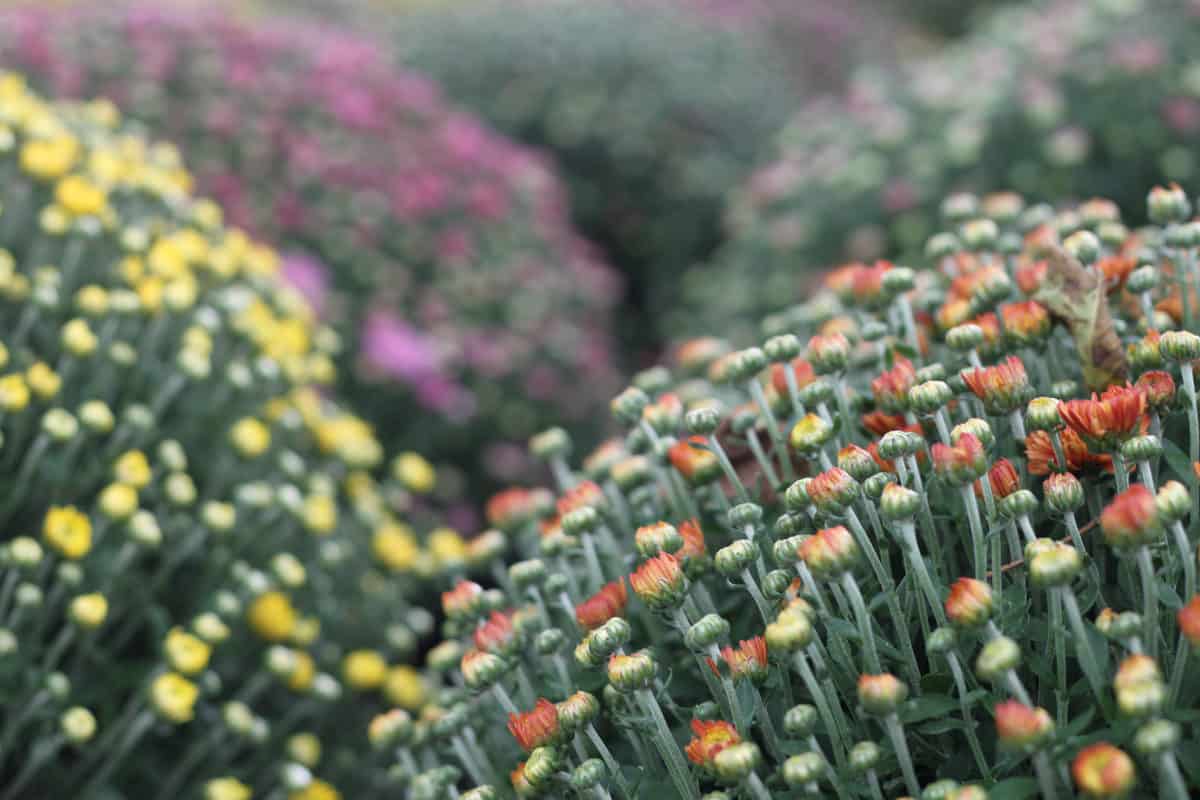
xmin=629 ymin=553 xmax=687 ymax=609
xmin=962 ymin=356 xmax=1029 ymax=414
xmin=686 ymin=719 xmax=741 ymax=771
xmin=931 ymin=432 xmax=987 ymax=486
xmin=945 ymin=577 xmax=993 ymax=628
xmin=871 ymin=356 xmax=916 ymax=414
xmin=668 ymin=436 xmax=722 ymax=486
xmin=1179 ymin=596 xmax=1200 ymax=649
xmin=1100 ymin=484 xmax=1162 ymax=550
xmin=575 ymin=580 xmax=628 ymax=631
xmin=1072 ymin=743 xmax=1136 ymax=798
xmin=508 ymin=699 xmax=561 ymax=752
xmin=995 ymin=700 xmax=1054 ymax=749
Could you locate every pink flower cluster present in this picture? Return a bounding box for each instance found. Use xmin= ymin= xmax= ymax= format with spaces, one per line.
xmin=1 ymin=5 xmax=624 ymax=479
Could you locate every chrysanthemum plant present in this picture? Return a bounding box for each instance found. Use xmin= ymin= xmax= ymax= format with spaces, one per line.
xmin=388 ymin=185 xmax=1200 ymax=799
xmin=0 ymin=74 xmax=467 ymax=799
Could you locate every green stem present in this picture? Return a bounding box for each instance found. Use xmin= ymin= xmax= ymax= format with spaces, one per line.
xmin=840 ymin=573 xmax=881 ymax=673
xmin=1168 ymin=636 xmax=1190 ymax=705
xmin=1171 ymin=521 xmax=1196 ymax=605
xmin=709 ymin=435 xmax=750 ymax=504
xmin=586 ymin=723 xmax=632 ymax=800
xmin=1183 ymin=364 xmax=1200 ymax=528
xmin=1049 ymin=592 xmax=1068 ymax=727
xmin=636 ymin=689 xmax=699 ymax=799
xmin=898 ymin=521 xmax=947 ymax=626
xmin=79 ymin=710 xmax=154 ymax=795
xmin=749 ymin=380 xmax=793 ymax=482
xmin=946 ymin=652 xmax=991 ymax=781
xmin=746 ymin=772 xmax=772 ymax=800
xmin=961 ymin=486 xmax=987 ymax=581
xmin=792 ymin=652 xmax=847 ymax=771
xmin=1032 ymin=751 xmax=1060 ymax=800
xmin=1058 ymin=588 xmax=1112 ymax=715
xmin=740 ymin=568 xmax=773 ymax=626
xmin=1159 ymin=751 xmax=1191 ymax=800
xmin=883 ymin=713 xmax=921 ymax=798
xmin=1136 ymin=547 xmax=1159 ymax=658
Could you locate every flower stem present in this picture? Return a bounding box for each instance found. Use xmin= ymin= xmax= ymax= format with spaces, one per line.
xmin=840 ymin=573 xmax=881 ymax=673
xmin=1182 ymin=363 xmax=1200 ymax=527
xmin=792 ymin=652 xmax=847 ymax=770
xmin=1159 ymin=751 xmax=1191 ymax=800
xmin=898 ymin=521 xmax=947 ymax=626
xmin=1136 ymin=546 xmax=1159 ymax=658
xmin=709 ymin=435 xmax=750 ymax=504
xmin=586 ymin=723 xmax=632 ymax=799
xmin=1171 ymin=520 xmax=1196 ymax=604
xmin=961 ymin=486 xmax=987 ymax=581
xmin=749 ymin=380 xmax=793 ymax=482
xmin=1032 ymin=751 xmax=1060 ymax=800
xmin=746 ymin=772 xmax=772 ymax=800
xmin=946 ymin=652 xmax=991 ymax=781
xmin=883 ymin=713 xmax=921 ymax=798
xmin=636 ymin=689 xmax=699 ymax=799
xmin=1058 ymin=587 xmax=1112 ymax=714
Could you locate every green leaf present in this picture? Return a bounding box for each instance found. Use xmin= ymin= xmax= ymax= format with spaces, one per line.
xmin=900 ymin=694 xmax=959 ymax=724
xmin=1163 ymin=438 xmax=1194 ymax=484
xmin=987 ymin=777 xmax=1039 ymax=800
xmin=915 ymin=717 xmax=970 ymax=736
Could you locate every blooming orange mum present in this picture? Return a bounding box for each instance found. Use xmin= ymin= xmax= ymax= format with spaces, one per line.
xmin=871 ymin=356 xmax=916 ymax=413
xmin=575 ymin=580 xmax=628 ymax=631
xmin=474 ymin=610 xmax=519 ymax=655
xmin=508 ymin=699 xmax=561 ymax=752
xmin=441 ymin=580 xmax=484 ymax=620
xmin=936 ymin=297 xmax=973 ymax=331
xmin=962 ymin=355 xmax=1029 ymax=414
xmin=1135 ymin=370 xmax=1175 ymax=413
xmin=708 ymin=637 xmax=770 ymax=683
xmin=629 ymin=552 xmax=686 ymax=609
xmin=1026 ymin=428 xmax=1113 ymax=476
xmin=1059 ymin=384 xmax=1147 ymax=451
xmin=861 ymin=411 xmax=909 ymax=438
xmin=977 ymin=458 xmax=1019 ymax=500
xmin=557 ymin=480 xmax=606 ymax=515
xmin=676 ymin=519 xmax=708 ymax=567
xmin=1100 ymin=484 xmax=1161 ymax=549
xmin=669 ymin=436 xmax=721 ymax=486
xmin=1001 ymin=300 xmax=1050 ymax=344
xmin=685 ymin=719 xmax=741 ymax=768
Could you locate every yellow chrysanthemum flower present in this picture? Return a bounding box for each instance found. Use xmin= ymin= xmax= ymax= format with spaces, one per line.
xmin=246 ymin=591 xmax=297 ymax=642
xmin=43 ymin=506 xmax=92 ymax=559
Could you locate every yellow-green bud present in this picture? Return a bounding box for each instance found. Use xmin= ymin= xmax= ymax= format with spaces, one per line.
xmin=60 ymin=706 xmax=96 ymax=744
xmin=909 ymin=381 xmax=953 ymax=416
xmin=529 ymin=427 xmax=571 ymax=461
xmin=783 ymin=704 xmax=818 ymax=738
xmin=715 ymin=541 xmax=758 ymax=576
xmin=685 ymin=614 xmax=730 ymax=650
xmin=849 ymin=741 xmax=881 ymax=772
xmin=857 ymin=673 xmax=907 ymax=715
xmin=783 ymin=752 xmax=826 ymax=787
xmin=1161 ymin=330 xmax=1200 ymax=362
xmin=713 ymin=742 xmax=762 ymax=784
xmin=607 ymin=651 xmax=655 ymax=693
xmin=1157 ymin=481 xmax=1190 ymax=523
xmin=975 ymin=636 xmax=1021 ymax=683
xmin=1025 ymin=397 xmax=1061 ymax=432
xmin=789 ymin=414 xmax=833 ymax=453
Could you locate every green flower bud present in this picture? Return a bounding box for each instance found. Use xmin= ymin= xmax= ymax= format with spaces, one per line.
xmin=857 ymin=673 xmax=907 ymax=715
xmin=530 ymin=427 xmax=571 ymax=461
xmin=571 ymin=759 xmax=606 ymax=790
xmin=732 ymin=348 xmax=768 ymax=382
xmin=556 ymin=691 xmax=600 ymax=732
xmin=543 ymin=573 xmax=569 ymax=595
xmin=45 ymin=671 xmax=70 ymax=700
xmin=1029 ymin=542 xmax=1083 ymax=588
xmin=926 ymin=232 xmax=961 ymax=260
xmin=909 ymin=381 xmax=953 ymax=417
xmin=960 ymin=218 xmax=998 ymax=251
xmin=773 ymin=513 xmax=806 ymax=539
xmin=1126 ymin=265 xmax=1157 ymax=294
xmin=860 ymin=319 xmax=889 ymax=342
xmin=997 ymin=490 xmax=1038 ymax=520
xmin=798 ymin=379 xmax=834 ymax=407
xmin=715 ymin=541 xmax=758 ymax=576
xmin=946 ymin=324 xmax=985 ymax=353
xmin=611 ymin=387 xmax=650 ymax=426
xmin=783 ymin=704 xmax=818 ymax=738
xmin=784 ymin=479 xmax=811 ymax=512
xmin=880 ymin=483 xmax=920 ymax=521
xmin=1096 ymin=609 xmax=1143 ymax=642
xmin=849 ymin=741 xmax=881 ymax=772
xmin=635 ymin=521 xmax=682 ymax=558
xmin=923 ymin=780 xmax=961 ymax=800
xmin=1025 ymin=397 xmax=1061 ymax=432
xmin=1134 ymin=719 xmax=1180 ymax=756
xmin=713 ymin=742 xmax=761 ymax=784
xmin=524 ymin=746 xmax=560 ymax=786
xmin=863 ymin=473 xmax=891 ymax=501
xmin=761 ymin=570 xmax=791 ymax=599
xmin=1063 ymin=230 xmax=1100 ymax=264
xmin=1048 ymin=380 xmax=1078 ymax=400
xmin=1120 ymin=435 xmax=1162 ymax=463
xmin=729 ymin=503 xmax=763 ymax=529
xmin=1160 ymin=330 xmax=1200 ymax=362
xmin=462 ymin=651 xmax=507 ymax=689
xmin=952 ymin=418 xmax=994 ymax=450
xmin=535 ymin=629 xmax=565 ymax=655
xmin=1157 ymin=481 xmax=1190 ymax=523
xmin=510 ymin=560 xmax=547 ymax=591
xmin=702 ymin=793 xmax=732 ymax=800
xmin=588 ymin=618 xmax=632 ymax=662
xmin=634 ymin=366 xmax=672 ymax=396
xmin=60 ymin=706 xmax=96 ymax=744
xmin=783 ymin=752 xmax=826 ymax=787
xmin=764 ymin=610 xmax=813 ymax=653
xmin=685 ymin=408 xmax=720 ymax=436
xmin=611 ymin=455 xmax=654 ymax=491
xmin=975 ymin=636 xmax=1021 ymax=683
xmin=878 ymin=430 xmax=924 ymax=460
xmin=561 ymin=507 xmax=598 ymax=536
xmin=461 ymin=787 xmax=499 ymax=800
xmin=789 ymin=414 xmax=833 ymax=453
xmin=838 ymin=445 xmax=880 ymax=482
xmin=685 ymin=614 xmax=730 ymax=651
xmin=773 ymin=536 xmax=805 ymax=566
xmin=764 ymin=334 xmax=802 ymax=363
xmin=1043 ymin=473 xmax=1084 ymax=513
xmin=926 ymin=627 xmax=958 ymax=655
xmin=607 ymin=651 xmax=655 ymax=692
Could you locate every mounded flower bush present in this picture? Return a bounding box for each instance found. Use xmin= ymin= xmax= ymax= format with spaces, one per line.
xmin=395 ymin=0 xmax=799 ymax=351
xmin=0 ymin=5 xmax=624 ymax=495
xmin=378 ymin=185 xmax=1200 ymax=798
xmin=0 ymin=73 xmax=467 ymax=798
xmin=704 ymin=0 xmax=1200 ymax=341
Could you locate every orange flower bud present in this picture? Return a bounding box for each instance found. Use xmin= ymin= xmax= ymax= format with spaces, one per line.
xmin=1100 ymin=485 xmax=1162 ymax=550
xmin=686 ymin=719 xmax=741 ymax=770
xmin=945 ymin=577 xmax=993 ymax=628
xmin=508 ymin=698 xmax=561 ymax=752
xmin=474 ymin=610 xmax=519 ymax=656
xmin=1072 ymin=743 xmax=1136 ymax=798
xmin=575 ymin=580 xmax=629 ymax=631
xmin=557 ymin=481 xmax=606 ymax=515
xmin=711 ymin=637 xmax=769 ymax=683
xmin=668 ymin=437 xmax=722 ymax=486
xmin=931 ymin=432 xmax=987 ymax=486
xmin=962 ymin=356 xmax=1029 ymax=415
xmin=442 ymin=580 xmax=485 ymax=621
xmin=995 ymin=700 xmax=1053 ymax=749
xmin=871 ymin=356 xmax=916 ymax=414
xmin=1178 ymin=596 xmax=1200 ymax=648
xmin=629 ymin=553 xmax=687 ymax=609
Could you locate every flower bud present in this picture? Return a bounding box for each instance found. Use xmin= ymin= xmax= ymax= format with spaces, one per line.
xmin=849 ymin=740 xmax=881 ymax=772
xmin=1028 ymin=541 xmax=1083 ymax=588
xmin=997 ymin=489 xmax=1037 ymax=520
xmin=1160 ymin=330 xmax=1200 ymax=362
xmin=714 ymin=541 xmax=758 ymax=577
xmin=1136 ymin=371 xmax=1175 ymax=414
xmin=713 ymin=742 xmax=761 ymax=784
xmin=863 ymin=472 xmax=891 ymax=500
xmin=880 ymin=483 xmax=921 ymax=521
xmin=1025 ymin=397 xmax=1061 ymax=433
xmin=923 ymin=780 xmax=962 ymax=800
xmin=635 ymin=522 xmax=682 ymax=558
xmin=838 ymin=444 xmax=880 ymax=481
xmin=877 ymin=430 xmax=922 ymax=461
xmin=692 ymin=701 xmax=721 ymax=721
xmin=607 ymin=651 xmax=655 ymax=693
xmin=945 ymin=578 xmax=992 ymax=628
xmin=807 ymin=469 xmax=860 ymax=515
xmin=461 ymin=650 xmax=507 ymax=690
xmin=995 ymin=700 xmax=1053 ymax=749
xmin=685 ymin=408 xmax=720 ymax=436
xmin=529 ymin=427 xmax=571 ymax=461
xmin=611 ymin=386 xmax=650 ymax=426
xmin=60 ymin=706 xmax=96 ymax=744
xmin=783 ymin=704 xmax=818 ymax=738
xmin=764 ymin=609 xmax=813 ymax=653
xmin=509 ymin=560 xmax=547 ymax=592
xmin=761 ymin=570 xmax=791 ymax=599
xmin=1063 ymin=230 xmax=1100 ymax=264
xmin=685 ymin=614 xmax=730 ymax=651
xmin=669 ymin=437 xmax=722 ymax=486
xmin=783 ymin=752 xmax=825 ymax=787
xmin=909 ymin=381 xmax=953 ymax=416
xmin=1072 ymin=743 xmax=1136 ymax=798
xmin=784 ymin=479 xmax=811 ymax=512
xmin=570 ymin=759 xmax=606 ymax=790
xmin=789 ymin=414 xmax=833 ymax=453
xmin=1119 ymin=435 xmax=1161 ymax=463
xmin=1100 ymin=485 xmax=1162 ymax=550
xmin=798 ymin=379 xmax=834 ymax=408
xmin=1113 ymin=654 xmax=1165 ymax=717
xmin=807 ymin=334 xmax=849 ymax=375
xmin=461 ymin=787 xmax=498 ymax=800
xmin=975 ymin=636 xmax=1021 ymax=683
xmin=630 ymin=553 xmax=687 ymax=609
xmin=857 ymin=673 xmax=907 ymax=715
xmin=1043 ymin=473 xmax=1084 ymax=513
xmin=1133 ymin=719 xmax=1180 ymax=756
xmin=587 ymin=618 xmax=632 ymax=663
xmin=1147 ymin=183 xmax=1190 ymax=224
xmin=1178 ymin=596 xmax=1200 ymax=650
xmin=728 ymin=503 xmax=763 ymax=529
xmin=927 ymin=627 xmax=957 ymax=655
xmin=798 ymin=526 xmax=858 ymax=579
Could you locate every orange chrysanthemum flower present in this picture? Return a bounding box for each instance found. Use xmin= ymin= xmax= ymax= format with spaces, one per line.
xmin=474 ymin=610 xmax=519 ymax=655
xmin=575 ymin=580 xmax=629 ymax=631
xmin=669 ymin=436 xmax=722 ymax=486
xmin=770 ymin=357 xmax=816 ymax=397
xmin=1026 ymin=428 xmax=1114 ymax=476
xmin=861 ymin=411 xmax=909 ymax=438
xmin=976 ymin=458 xmax=1019 ymax=500
xmin=1072 ymin=743 xmax=1136 ymax=798
xmin=962 ymin=355 xmax=1029 ymax=414
xmin=508 ymin=699 xmax=561 ymax=752
xmin=1001 ymin=300 xmax=1051 ymax=344
xmin=1059 ymin=384 xmax=1147 ymax=451
xmin=871 ymin=356 xmax=916 ymax=413
xmin=677 ymin=519 xmax=708 ymax=566
xmin=931 ymin=432 xmax=987 ymax=486
xmin=629 ymin=553 xmax=686 ymax=609
xmin=557 ymin=480 xmax=606 ymax=516
xmin=685 ymin=719 xmax=741 ymax=769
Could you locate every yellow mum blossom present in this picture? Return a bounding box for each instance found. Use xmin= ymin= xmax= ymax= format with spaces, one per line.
xmin=247 ymin=591 xmax=297 ymax=642
xmin=291 ymin=616 xmax=321 ymax=647
xmin=43 ymin=506 xmax=92 ymax=560
xmin=287 ymin=650 xmax=316 ymax=692
xmin=20 ymin=135 xmax=79 ymax=180
xmin=383 ymin=665 xmax=428 ymax=711
xmin=25 ymin=362 xmax=60 ymax=400
xmin=0 ymin=373 xmax=30 ymax=412
xmin=192 ymin=199 xmax=223 ymax=230
xmin=287 ymin=732 xmax=322 ymax=767
xmin=342 ymin=650 xmax=388 ymax=690
xmin=74 ymin=285 xmax=109 ymax=316
xmin=135 ymin=276 xmax=164 ymax=313
xmin=55 ymin=175 xmax=107 ymax=217
xmin=392 ymin=452 xmax=436 ymax=494
xmin=372 ymin=522 xmax=419 ymax=572
xmin=164 ymin=627 xmax=212 ymax=676
xmin=230 ymin=418 xmax=271 ymax=458
xmin=119 ymin=255 xmax=144 ymax=284
xmin=149 ymin=672 xmax=199 ymax=724
xmin=428 ymin=527 xmax=467 ymax=570
xmin=97 ymin=483 xmax=138 ymax=521
xmin=302 ymin=494 xmax=337 ymax=535
xmin=60 ymin=318 xmax=98 ymax=357
xmin=204 ymin=778 xmax=252 ymax=800
xmin=113 ymin=450 xmax=152 ymax=489
xmin=69 ymin=593 xmax=108 ymax=630
xmin=289 ymin=779 xmax=340 ymax=800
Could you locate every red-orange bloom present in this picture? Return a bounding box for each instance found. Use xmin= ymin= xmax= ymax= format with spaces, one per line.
xmin=770 ymin=357 xmax=816 ymax=397
xmin=1015 ymin=259 xmax=1049 ymax=295
xmin=1059 ymin=384 xmax=1147 ymax=451
xmin=871 ymin=356 xmax=916 ymax=413
xmin=1001 ymin=301 xmax=1051 ymax=344
xmin=945 ymin=577 xmax=993 ymax=627
xmin=677 ymin=519 xmax=708 ymax=566
xmin=962 ymin=356 xmax=1029 ymax=414
xmin=808 ymin=467 xmax=859 ymax=512
xmin=931 ymin=432 xmax=987 ymax=486
xmin=708 ymin=637 xmax=769 ymax=683
xmin=1026 ymin=427 xmax=1114 ymax=476
xmin=1135 ymin=370 xmax=1175 ymax=413
xmin=685 ymin=719 xmax=741 ymax=768
xmin=850 ymin=261 xmax=894 ymax=308
xmin=668 ymin=436 xmax=722 ymax=485
xmin=575 ymin=580 xmax=628 ymax=630
xmin=629 ymin=553 xmax=686 ymax=609
xmin=508 ymin=699 xmax=561 ymax=752
xmin=862 ymin=411 xmax=909 ymax=438
xmin=442 ymin=580 xmax=484 ymax=620
xmin=1072 ymin=743 xmax=1136 ymax=798
xmin=486 ymin=488 xmax=535 ymax=531
xmin=1100 ymin=484 xmax=1161 ymax=549
xmin=676 ymin=337 xmax=731 ymax=374
xmin=557 ymin=480 xmax=606 ymax=515
xmin=995 ymin=700 xmax=1053 ymax=748
xmin=1097 ymin=254 xmax=1136 ymax=292
xmin=474 ymin=610 xmax=519 ymax=655
xmin=1178 ymin=595 xmax=1200 ymax=647
xmin=977 ymin=458 xmax=1019 ymax=500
